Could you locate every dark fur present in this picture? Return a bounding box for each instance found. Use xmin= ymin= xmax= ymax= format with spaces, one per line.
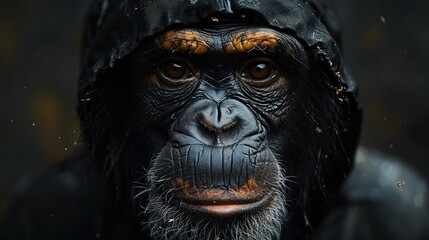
xmin=77 ymin=27 xmax=350 ymax=239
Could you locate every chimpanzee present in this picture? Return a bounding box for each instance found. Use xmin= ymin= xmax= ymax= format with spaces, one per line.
xmin=1 ymin=0 xmax=428 ymax=240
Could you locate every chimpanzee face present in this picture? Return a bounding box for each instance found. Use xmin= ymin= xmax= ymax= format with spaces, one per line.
xmin=77 ymin=1 xmax=360 ymax=240
xmin=130 ymin=25 xmax=309 ymax=240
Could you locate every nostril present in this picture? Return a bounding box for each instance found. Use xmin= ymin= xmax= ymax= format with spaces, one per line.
xmin=199 ymin=115 xmax=216 ymax=132
xmin=220 ymin=118 xmax=238 ymax=131
xmin=198 ymin=115 xmax=238 ymax=133
xmin=225 ymin=107 xmax=232 ymax=115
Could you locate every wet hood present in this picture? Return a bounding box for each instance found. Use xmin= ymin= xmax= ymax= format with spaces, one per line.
xmin=80 ymin=0 xmax=356 ymax=92
xmin=79 ymin=0 xmax=361 ymax=163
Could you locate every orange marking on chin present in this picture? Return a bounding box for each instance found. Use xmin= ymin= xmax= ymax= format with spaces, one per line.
xmin=224 ymin=32 xmax=278 ymax=54
xmin=171 ymin=177 xmax=262 ymax=199
xmin=234 ymin=178 xmax=260 ymax=197
xmin=171 ymin=178 xmax=199 ymax=196
xmin=160 ymin=30 xmax=210 ymax=54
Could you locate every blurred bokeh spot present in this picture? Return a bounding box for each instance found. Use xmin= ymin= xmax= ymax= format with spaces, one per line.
xmin=0 ymin=0 xmax=90 ymax=216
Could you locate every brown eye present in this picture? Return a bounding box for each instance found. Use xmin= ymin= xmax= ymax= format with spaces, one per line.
xmin=156 ymin=58 xmax=198 ymax=87
xmin=248 ymin=62 xmax=272 ymax=80
xmin=239 ymin=59 xmax=284 ymax=89
xmin=163 ymin=61 xmax=187 ymax=79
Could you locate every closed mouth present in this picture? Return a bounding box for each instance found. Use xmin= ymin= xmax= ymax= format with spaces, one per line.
xmin=179 ymin=194 xmax=273 ymax=218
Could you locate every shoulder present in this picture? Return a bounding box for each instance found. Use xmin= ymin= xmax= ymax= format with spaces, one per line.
xmin=316 ymin=147 xmax=429 ymax=240
xmin=0 ymin=149 xmax=104 ymax=240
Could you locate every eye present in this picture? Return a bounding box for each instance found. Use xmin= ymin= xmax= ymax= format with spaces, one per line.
xmin=163 ymin=61 xmax=187 ymax=79
xmin=248 ymin=62 xmax=273 ymax=80
xmin=157 ymin=58 xmax=198 ymax=86
xmin=238 ymin=59 xmax=284 ymax=88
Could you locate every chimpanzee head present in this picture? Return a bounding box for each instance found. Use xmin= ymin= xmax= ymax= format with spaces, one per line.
xmin=77 ymin=0 xmax=361 ymax=239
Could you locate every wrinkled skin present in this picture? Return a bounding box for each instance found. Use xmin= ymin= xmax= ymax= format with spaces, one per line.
xmin=75 ymin=1 xmax=361 ymax=239
xmin=0 ymin=1 xmax=363 ymax=240
xmin=81 ymin=20 xmax=354 ymax=239
xmin=131 ymin=26 xmax=307 ymax=239
xmin=2 ymin=1 xmax=428 ymax=240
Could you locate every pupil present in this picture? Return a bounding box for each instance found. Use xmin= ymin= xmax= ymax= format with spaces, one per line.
xmin=250 ymin=62 xmax=270 ymax=79
xmin=166 ymin=62 xmax=186 ymax=79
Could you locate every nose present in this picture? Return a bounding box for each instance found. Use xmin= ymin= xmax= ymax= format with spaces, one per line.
xmin=198 ymin=105 xmax=237 ymax=134
xmin=173 ymin=99 xmax=260 ymax=146
xmin=189 ymin=100 xmax=259 ymax=146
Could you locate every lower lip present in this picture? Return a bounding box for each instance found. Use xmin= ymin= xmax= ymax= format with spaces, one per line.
xmin=179 ymin=195 xmax=273 ymax=218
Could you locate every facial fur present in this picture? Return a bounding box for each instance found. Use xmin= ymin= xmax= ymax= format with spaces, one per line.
xmin=79 ymin=24 xmax=346 ymax=240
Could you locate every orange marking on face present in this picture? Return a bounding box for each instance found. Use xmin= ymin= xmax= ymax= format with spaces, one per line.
xmin=224 ymin=32 xmax=278 ymax=54
xmin=171 ymin=177 xmax=261 ymax=199
xmin=160 ymin=30 xmax=210 ymax=54
xmin=171 ymin=178 xmax=199 ymax=196
xmin=234 ymin=178 xmax=260 ymax=197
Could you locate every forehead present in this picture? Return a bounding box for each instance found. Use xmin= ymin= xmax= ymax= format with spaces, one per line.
xmin=156 ymin=26 xmax=285 ymax=55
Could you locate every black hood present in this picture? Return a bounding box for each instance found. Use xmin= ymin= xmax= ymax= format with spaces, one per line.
xmin=80 ymin=0 xmax=357 ymax=94
xmin=79 ymin=0 xmax=361 ymax=175
xmin=77 ymin=0 xmax=361 ymax=226
xmin=79 ymin=0 xmax=361 ymax=165
xmin=78 ymin=0 xmax=360 ymax=161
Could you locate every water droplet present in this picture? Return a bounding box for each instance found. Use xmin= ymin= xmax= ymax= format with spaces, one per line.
xmin=380 ymin=16 xmax=386 ymax=23
xmin=335 ymin=72 xmax=341 ymax=79
xmin=397 ymin=180 xmax=405 ymax=190
xmin=32 ymin=122 xmax=36 ymax=127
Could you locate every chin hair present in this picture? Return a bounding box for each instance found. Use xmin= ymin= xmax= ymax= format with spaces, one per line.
xmin=135 ymin=157 xmax=288 ymax=240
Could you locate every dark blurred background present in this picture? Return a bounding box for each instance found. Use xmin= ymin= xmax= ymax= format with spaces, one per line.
xmin=0 ymin=0 xmax=428 ymax=218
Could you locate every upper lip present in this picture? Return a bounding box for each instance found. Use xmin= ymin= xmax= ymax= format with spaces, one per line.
xmin=170 ymin=178 xmax=273 ymax=217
